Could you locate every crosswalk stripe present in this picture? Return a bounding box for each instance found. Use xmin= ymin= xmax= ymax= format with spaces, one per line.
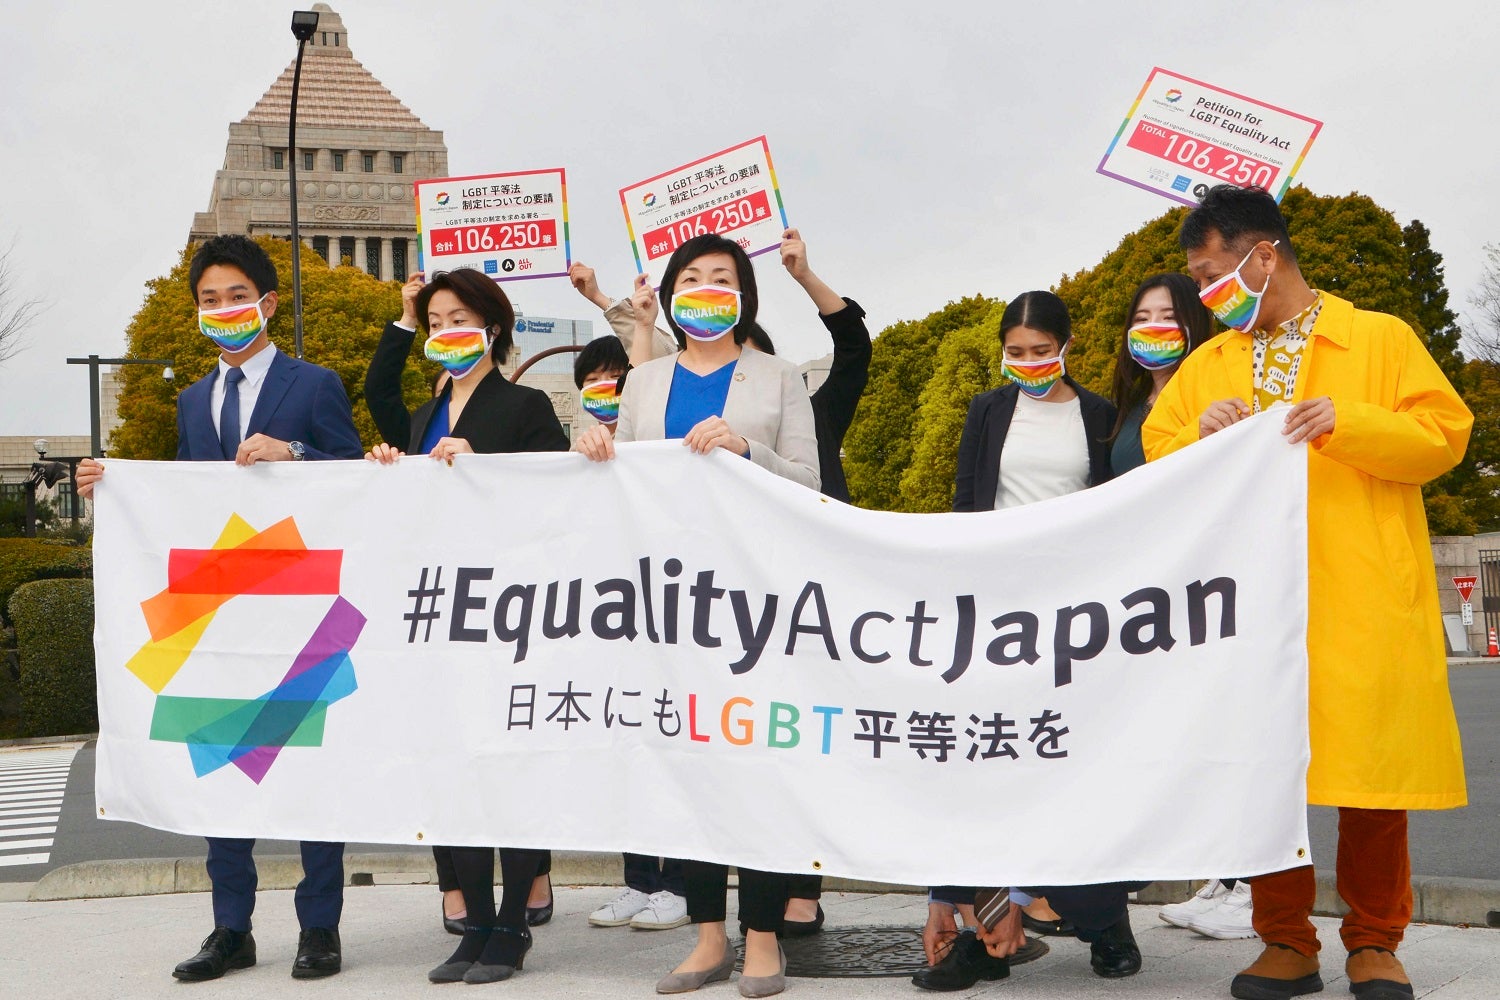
xmin=0 ymin=853 xmax=51 ymax=867
xmin=0 ymin=782 xmax=68 ymax=792
xmin=0 ymin=793 xmax=64 ymax=804
xmin=0 ymin=819 xmax=57 ymax=832
xmin=0 ymin=825 xmax=56 ymax=837
xmin=0 ymin=838 xmax=54 ymax=851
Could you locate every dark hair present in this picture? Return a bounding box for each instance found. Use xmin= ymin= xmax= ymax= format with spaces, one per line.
xmin=744 ymin=326 xmax=776 ymax=355
xmin=656 ymin=234 xmax=771 ymax=350
xmin=189 ymin=235 xmax=278 ymax=303
xmin=573 ymin=336 xmax=630 ymax=390
xmin=415 ymin=269 xmax=515 ymax=365
xmin=1180 ymin=184 xmax=1297 ymax=264
xmin=1107 ymin=272 xmax=1214 ymax=441
xmin=999 ymin=290 xmax=1071 ymax=349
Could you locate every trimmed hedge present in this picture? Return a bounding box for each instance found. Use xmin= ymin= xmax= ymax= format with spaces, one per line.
xmin=0 ymin=538 xmax=92 ymax=626
xmin=8 ymin=579 xmax=96 ymax=737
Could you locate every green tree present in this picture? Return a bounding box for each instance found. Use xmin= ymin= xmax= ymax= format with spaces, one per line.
xmin=843 ymin=296 xmax=997 ymax=509
xmin=898 ymin=303 xmax=1008 ymax=512
xmin=111 ymin=238 xmax=418 ymax=459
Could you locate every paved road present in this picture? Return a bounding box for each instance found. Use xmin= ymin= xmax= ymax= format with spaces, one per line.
xmin=3 ymin=666 xmax=1496 ymax=885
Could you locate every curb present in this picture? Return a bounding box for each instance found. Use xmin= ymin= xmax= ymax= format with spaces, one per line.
xmin=0 ymin=733 xmax=95 ymax=749
xmin=28 ymin=855 xmax=1500 ymax=929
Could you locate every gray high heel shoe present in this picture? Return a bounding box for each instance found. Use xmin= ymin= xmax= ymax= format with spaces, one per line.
xmin=656 ymin=939 xmax=737 ymax=994
xmin=738 ymin=945 xmax=786 ymax=998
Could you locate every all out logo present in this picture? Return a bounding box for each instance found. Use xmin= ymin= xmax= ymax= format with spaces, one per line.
xmin=126 ymin=515 xmax=366 ymax=783
xmin=436 ymin=191 xmax=450 ymax=206
xmin=1165 ymin=88 xmax=1183 ymax=103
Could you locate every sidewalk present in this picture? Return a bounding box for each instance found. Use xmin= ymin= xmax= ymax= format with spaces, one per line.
xmin=2 ymin=885 xmax=1496 ymax=999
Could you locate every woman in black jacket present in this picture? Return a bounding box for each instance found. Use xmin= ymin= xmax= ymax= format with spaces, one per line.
xmin=365 ymin=268 xmax=567 ymax=985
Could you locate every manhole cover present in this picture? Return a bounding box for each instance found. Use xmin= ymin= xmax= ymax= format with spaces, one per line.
xmin=736 ymin=926 xmax=927 ymax=978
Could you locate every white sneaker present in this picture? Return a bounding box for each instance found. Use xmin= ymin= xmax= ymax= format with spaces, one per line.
xmin=1185 ymin=881 xmax=1257 ymax=940
xmin=1159 ymin=879 xmax=1230 ymax=927
xmin=589 ymin=887 xmax=652 ymax=927
xmin=629 ymin=890 xmax=690 ymax=930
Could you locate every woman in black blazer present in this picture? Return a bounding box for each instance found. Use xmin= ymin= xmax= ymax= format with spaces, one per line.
xmin=366 ymin=268 xmax=567 ymax=985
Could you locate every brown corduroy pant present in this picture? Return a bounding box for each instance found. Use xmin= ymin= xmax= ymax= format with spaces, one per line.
xmin=1250 ymin=807 xmax=1412 ymax=956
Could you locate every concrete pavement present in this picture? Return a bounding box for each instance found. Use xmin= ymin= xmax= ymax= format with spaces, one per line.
xmin=2 ymin=884 xmax=1498 ymax=999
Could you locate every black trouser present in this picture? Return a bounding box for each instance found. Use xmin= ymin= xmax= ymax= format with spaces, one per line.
xmin=786 ymin=873 xmax=822 ymax=901
xmin=435 ymin=846 xmax=550 ymax=894
xmin=1019 ymin=882 xmax=1151 ymax=939
xmin=683 ymin=861 xmax=788 ymax=933
xmin=624 ymin=853 xmax=686 ymax=896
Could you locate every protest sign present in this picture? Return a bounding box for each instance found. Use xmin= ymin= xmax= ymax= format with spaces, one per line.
xmin=415 ymin=169 xmax=569 ymax=281
xmin=620 ymin=137 xmax=788 ymax=276
xmin=93 ymin=415 xmax=1310 ymax=887
xmin=1098 ymin=67 xmax=1321 ymax=205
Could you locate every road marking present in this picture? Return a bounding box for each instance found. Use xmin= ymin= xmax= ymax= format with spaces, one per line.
xmin=0 ymin=744 xmax=80 ymax=869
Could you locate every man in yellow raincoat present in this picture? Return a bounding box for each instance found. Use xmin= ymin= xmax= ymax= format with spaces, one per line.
xmin=1143 ymin=185 xmax=1471 ymax=1000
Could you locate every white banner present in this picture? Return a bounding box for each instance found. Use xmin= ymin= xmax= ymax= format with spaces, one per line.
xmin=94 ymin=414 xmax=1310 ymax=887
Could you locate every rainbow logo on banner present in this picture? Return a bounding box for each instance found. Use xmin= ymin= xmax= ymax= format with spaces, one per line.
xmin=128 ymin=515 xmax=366 ymax=784
xmin=198 ymin=304 xmax=264 ymax=352
xmin=672 ymin=286 xmax=742 ymax=340
xmin=1127 ymin=323 xmax=1187 ymax=369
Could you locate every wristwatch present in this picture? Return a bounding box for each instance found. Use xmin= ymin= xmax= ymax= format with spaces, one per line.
xmin=288 ymin=440 xmax=306 ymax=461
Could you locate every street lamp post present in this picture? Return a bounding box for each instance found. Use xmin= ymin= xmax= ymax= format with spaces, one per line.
xmin=288 ymin=9 xmax=320 ymax=361
xmin=65 ymin=355 xmax=174 ymax=458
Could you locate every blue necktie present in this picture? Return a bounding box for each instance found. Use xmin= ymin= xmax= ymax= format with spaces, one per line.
xmin=219 ymin=367 xmax=246 ymax=460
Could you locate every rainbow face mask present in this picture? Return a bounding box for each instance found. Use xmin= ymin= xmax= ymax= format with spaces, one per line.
xmin=581 ymin=378 xmax=621 ymax=425
xmin=198 ymin=296 xmax=269 ymax=355
xmin=423 ymin=326 xmax=490 ymax=380
xmin=1199 ymin=240 xmax=1278 ymax=332
xmin=1002 ymin=355 xmax=1066 ymax=399
xmin=1127 ymin=323 xmax=1187 ymax=370
xmin=670 ymin=285 xmax=741 ymax=342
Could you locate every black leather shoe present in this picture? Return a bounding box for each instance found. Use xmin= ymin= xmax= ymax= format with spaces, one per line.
xmin=1021 ymin=911 xmax=1077 ymax=936
xmin=911 ymin=930 xmax=1010 ymax=991
xmin=443 ymin=899 xmax=466 ymax=936
xmin=291 ymin=927 xmax=342 ymax=979
xmin=525 ymin=875 xmax=554 ymax=927
xmin=1089 ymin=916 xmax=1142 ymax=978
xmin=172 ymin=927 xmax=256 ymax=981
xmin=782 ymin=903 xmax=825 ymax=938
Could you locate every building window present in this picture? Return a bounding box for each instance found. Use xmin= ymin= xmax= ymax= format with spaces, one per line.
xmin=312 ymin=236 xmax=330 ymax=262
xmin=333 ymin=152 xmax=345 ymax=172
xmin=54 ymin=481 xmax=83 ymax=519
xmin=392 ymin=154 xmax=404 ymax=174
xmin=273 ymin=150 xmax=285 ymax=171
xmin=303 ymin=150 xmax=314 ymax=172
xmin=339 ymin=237 xmax=355 ymax=267
xmin=363 ymin=153 xmax=374 ymax=173
xmin=334 ymin=33 xmax=341 ymax=46
xmin=393 ymin=240 xmax=408 ymax=280
xmin=366 ymin=238 xmax=382 ymax=279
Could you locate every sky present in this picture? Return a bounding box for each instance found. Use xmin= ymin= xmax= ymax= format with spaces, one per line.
xmin=1 ymin=0 xmax=1497 ymax=436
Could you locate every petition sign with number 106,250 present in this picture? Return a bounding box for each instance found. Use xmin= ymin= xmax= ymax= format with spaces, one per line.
xmin=414 ymin=168 xmax=570 ymax=282
xmin=619 ymin=136 xmax=790 ymax=275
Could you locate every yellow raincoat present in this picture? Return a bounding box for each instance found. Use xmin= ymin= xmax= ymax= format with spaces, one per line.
xmin=1143 ymin=293 xmax=1471 ymax=809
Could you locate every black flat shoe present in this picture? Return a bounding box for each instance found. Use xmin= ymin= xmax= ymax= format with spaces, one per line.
xmin=172 ymin=927 xmax=256 ymax=981
xmin=526 ymin=873 xmax=553 ymax=926
xmin=464 ymin=925 xmax=532 ymax=984
xmin=782 ymin=903 xmax=825 ymax=937
xmin=443 ymin=900 xmax=466 ymax=936
xmin=291 ymin=927 xmax=342 ymax=979
xmin=1089 ymin=916 xmax=1141 ymax=979
xmin=1021 ymin=911 xmax=1077 ymax=936
xmin=911 ymin=929 xmax=1009 ymax=991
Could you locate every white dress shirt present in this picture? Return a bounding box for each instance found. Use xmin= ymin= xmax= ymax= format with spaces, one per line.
xmin=210 ymin=343 xmax=279 ymax=441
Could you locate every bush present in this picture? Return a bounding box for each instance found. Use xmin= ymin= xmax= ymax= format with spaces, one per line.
xmin=8 ymin=579 xmax=96 ymax=737
xmin=0 ymin=538 xmax=92 ymax=625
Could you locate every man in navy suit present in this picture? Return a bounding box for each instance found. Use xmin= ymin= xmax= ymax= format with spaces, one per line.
xmin=77 ymin=235 xmax=363 ymax=982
